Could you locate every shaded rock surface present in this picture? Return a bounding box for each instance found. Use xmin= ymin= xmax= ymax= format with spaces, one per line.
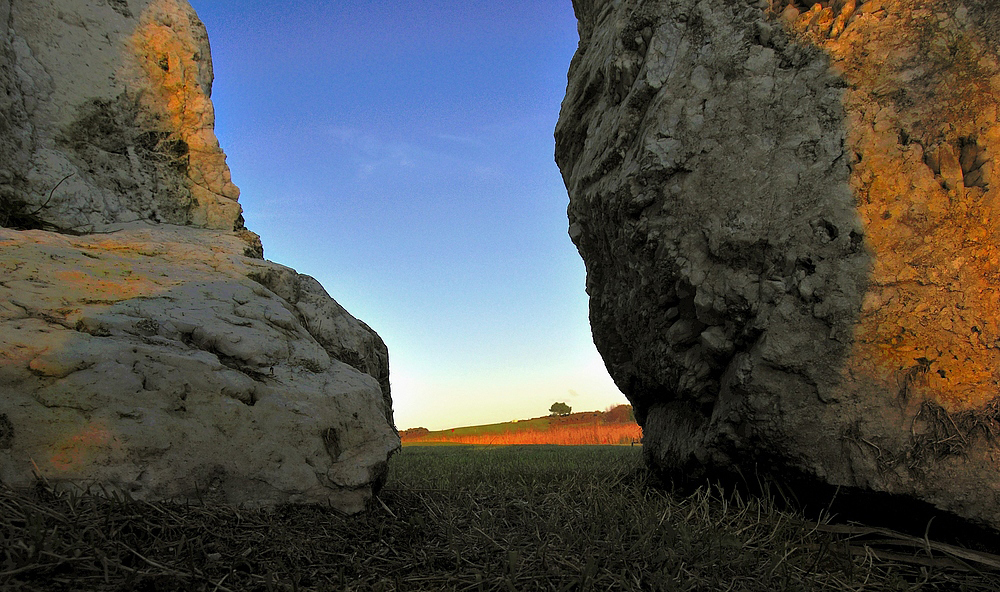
xmin=556 ymin=0 xmax=1000 ymax=530
xmin=0 ymin=0 xmax=397 ymax=512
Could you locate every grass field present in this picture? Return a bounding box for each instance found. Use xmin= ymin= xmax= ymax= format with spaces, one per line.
xmin=3 ymin=445 xmax=999 ymax=591
xmin=400 ymin=409 xmax=642 ymax=446
xmin=403 ymin=423 xmax=641 ymax=446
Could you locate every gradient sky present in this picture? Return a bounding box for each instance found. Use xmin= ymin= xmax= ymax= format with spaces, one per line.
xmin=187 ymin=0 xmax=628 ymax=431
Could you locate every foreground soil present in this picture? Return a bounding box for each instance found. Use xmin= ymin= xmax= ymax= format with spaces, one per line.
xmin=2 ymin=446 xmax=999 ymax=591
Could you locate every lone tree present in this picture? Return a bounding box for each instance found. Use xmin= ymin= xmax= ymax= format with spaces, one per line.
xmin=549 ymin=402 xmax=572 ymax=416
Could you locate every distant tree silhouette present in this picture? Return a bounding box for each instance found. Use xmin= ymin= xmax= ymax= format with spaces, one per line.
xmin=549 ymin=402 xmax=572 ymax=416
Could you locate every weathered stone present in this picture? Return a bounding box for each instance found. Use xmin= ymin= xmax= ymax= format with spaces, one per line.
xmin=0 ymin=223 xmax=397 ymax=512
xmin=0 ymin=0 xmax=252 ymax=238
xmin=557 ymin=0 xmax=1000 ymax=531
xmin=0 ymin=0 xmax=397 ymax=512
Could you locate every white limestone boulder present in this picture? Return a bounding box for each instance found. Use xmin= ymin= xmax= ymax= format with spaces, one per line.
xmin=0 ymin=0 xmax=398 ymax=512
xmin=0 ymin=223 xmax=397 ymax=513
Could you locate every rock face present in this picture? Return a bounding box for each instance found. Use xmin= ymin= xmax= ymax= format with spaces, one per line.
xmin=0 ymin=0 xmax=248 ymax=235
xmin=556 ymin=0 xmax=1000 ymax=530
xmin=0 ymin=0 xmax=398 ymax=512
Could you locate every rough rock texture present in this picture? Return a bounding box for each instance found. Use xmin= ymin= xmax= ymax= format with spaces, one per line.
xmin=0 ymin=224 xmax=396 ymax=512
xmin=0 ymin=0 xmax=250 ymax=236
xmin=556 ymin=0 xmax=1000 ymax=530
xmin=0 ymin=0 xmax=398 ymax=512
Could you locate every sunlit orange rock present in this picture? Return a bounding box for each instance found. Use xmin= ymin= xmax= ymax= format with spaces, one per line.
xmin=557 ymin=0 xmax=1000 ymax=531
xmin=128 ymin=0 xmax=243 ymax=229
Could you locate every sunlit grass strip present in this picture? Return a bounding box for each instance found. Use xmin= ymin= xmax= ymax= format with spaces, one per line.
xmin=407 ymin=423 xmax=642 ymax=446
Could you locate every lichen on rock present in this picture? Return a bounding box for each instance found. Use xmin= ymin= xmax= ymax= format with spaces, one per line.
xmin=60 ymin=92 xmax=196 ymax=226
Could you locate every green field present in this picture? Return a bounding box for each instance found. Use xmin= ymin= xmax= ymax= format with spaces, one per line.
xmin=3 ymin=445 xmax=997 ymax=591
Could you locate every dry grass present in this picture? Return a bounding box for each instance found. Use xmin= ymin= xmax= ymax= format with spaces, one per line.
xmin=2 ymin=445 xmax=999 ymax=591
xmin=0 ymin=174 xmax=74 ymax=233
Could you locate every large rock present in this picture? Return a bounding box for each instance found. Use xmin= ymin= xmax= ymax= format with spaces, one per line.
xmin=0 ymin=224 xmax=396 ymax=512
xmin=556 ymin=0 xmax=1000 ymax=530
xmin=0 ymin=0 xmax=249 ymax=235
xmin=0 ymin=0 xmax=398 ymax=512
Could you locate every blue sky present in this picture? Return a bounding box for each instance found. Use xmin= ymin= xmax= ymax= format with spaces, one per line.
xmin=187 ymin=0 xmax=627 ymax=430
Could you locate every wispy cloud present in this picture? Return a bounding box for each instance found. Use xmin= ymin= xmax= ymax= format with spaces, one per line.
xmin=324 ymin=125 xmax=505 ymax=184
xmin=436 ymin=133 xmax=484 ymax=147
xmin=326 ymin=126 xmax=419 ymax=178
